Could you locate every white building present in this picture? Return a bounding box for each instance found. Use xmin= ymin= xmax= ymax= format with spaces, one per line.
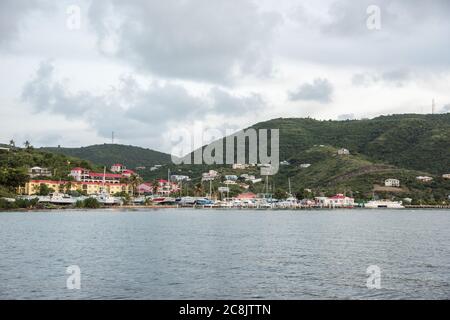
xmin=170 ymin=175 xmax=190 ymax=182
xmin=385 ymin=178 xmax=400 ymax=187
xmin=28 ymin=166 xmax=52 ymax=178
xmin=202 ymin=170 xmax=219 ymax=181
xmin=224 ymin=175 xmax=238 ymax=181
xmin=337 ymin=148 xmax=350 ymax=155
xmin=111 ymin=163 xmax=126 ymax=173
xmin=416 ymin=176 xmax=433 ymax=182
xmin=232 ymin=164 xmax=249 ymax=170
xmin=442 ymin=174 xmax=450 ymax=179
xmin=300 ymin=163 xmax=311 ymax=168
xmin=315 ymin=194 xmax=355 ymax=208
xmin=280 ymin=160 xmax=290 ymax=166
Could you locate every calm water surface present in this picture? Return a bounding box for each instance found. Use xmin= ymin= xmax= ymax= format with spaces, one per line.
xmin=0 ymin=209 xmax=449 ymax=299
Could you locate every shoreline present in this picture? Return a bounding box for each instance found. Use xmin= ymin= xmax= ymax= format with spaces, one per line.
xmin=1 ymin=204 xmax=449 ymax=213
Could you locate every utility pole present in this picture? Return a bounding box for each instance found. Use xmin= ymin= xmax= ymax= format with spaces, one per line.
xmin=209 ymin=180 xmax=212 ymax=199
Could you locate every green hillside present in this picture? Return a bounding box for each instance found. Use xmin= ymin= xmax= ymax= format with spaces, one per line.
xmin=252 ymin=113 xmax=450 ymax=174
xmin=42 ymin=144 xmax=172 ymax=169
xmin=0 ymin=145 xmax=98 ymax=197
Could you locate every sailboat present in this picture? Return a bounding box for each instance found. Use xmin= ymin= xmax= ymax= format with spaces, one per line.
xmin=94 ymin=167 xmax=122 ymax=205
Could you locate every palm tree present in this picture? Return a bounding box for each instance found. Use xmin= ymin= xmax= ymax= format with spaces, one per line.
xmin=9 ymin=140 xmax=15 ymax=148
xmin=194 ymin=182 xmax=204 ymax=196
xmin=128 ymin=174 xmax=143 ymax=197
xmin=24 ymin=140 xmax=31 ymax=149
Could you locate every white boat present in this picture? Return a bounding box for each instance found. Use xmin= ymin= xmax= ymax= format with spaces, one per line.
xmin=48 ymin=193 xmax=77 ymax=205
xmin=365 ymin=200 xmax=404 ymax=209
xmin=95 ymin=192 xmax=122 ymax=205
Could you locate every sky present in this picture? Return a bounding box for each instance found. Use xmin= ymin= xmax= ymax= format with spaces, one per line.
xmin=1 ymin=0 xmax=450 ymax=153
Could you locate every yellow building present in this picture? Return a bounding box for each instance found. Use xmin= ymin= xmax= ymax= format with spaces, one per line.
xmin=22 ymin=180 xmax=130 ymax=196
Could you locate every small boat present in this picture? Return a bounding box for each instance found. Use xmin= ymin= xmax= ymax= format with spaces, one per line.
xmin=365 ymin=200 xmax=404 ymax=209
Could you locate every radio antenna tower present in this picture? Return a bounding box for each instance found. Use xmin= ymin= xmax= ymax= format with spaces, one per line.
xmin=112 ymin=131 xmax=115 ymax=144
xmin=432 ymin=99 xmax=436 ymax=114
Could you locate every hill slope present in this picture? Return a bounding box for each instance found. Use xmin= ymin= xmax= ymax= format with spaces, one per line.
xmin=252 ymin=113 xmax=450 ymax=174
xmin=42 ymin=144 xmax=172 ymax=169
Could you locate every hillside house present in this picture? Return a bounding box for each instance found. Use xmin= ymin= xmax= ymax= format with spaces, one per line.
xmin=385 ymin=178 xmax=400 ymax=187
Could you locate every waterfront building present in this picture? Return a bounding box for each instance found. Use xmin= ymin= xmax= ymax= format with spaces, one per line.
xmin=69 ymin=167 xmax=138 ymax=183
xmin=385 ymin=178 xmax=400 ymax=187
xmin=236 ymin=192 xmax=257 ymax=200
xmin=137 ymin=182 xmax=153 ymax=195
xmin=315 ymin=194 xmax=355 ymax=208
xmin=155 ymin=179 xmax=180 ymax=195
xmin=22 ymin=180 xmax=130 ymax=196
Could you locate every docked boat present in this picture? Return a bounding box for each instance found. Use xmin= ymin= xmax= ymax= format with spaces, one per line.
xmin=49 ymin=193 xmax=78 ymax=205
xmin=95 ymin=191 xmax=122 ymax=205
xmin=364 ymin=200 xmax=404 ymax=209
xmin=151 ymin=196 xmax=176 ymax=205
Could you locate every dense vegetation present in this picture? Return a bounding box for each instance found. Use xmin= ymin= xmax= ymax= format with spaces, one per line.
xmin=0 ymin=143 xmax=98 ymax=197
xmin=252 ymin=113 xmax=450 ymax=174
xmin=42 ymin=144 xmax=172 ymax=169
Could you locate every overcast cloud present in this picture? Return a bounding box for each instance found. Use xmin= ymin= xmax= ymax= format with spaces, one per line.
xmin=0 ymin=0 xmax=449 ymax=152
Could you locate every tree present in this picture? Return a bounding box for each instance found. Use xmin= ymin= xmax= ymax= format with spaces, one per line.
xmin=9 ymin=140 xmax=15 ymax=148
xmin=128 ymin=174 xmax=143 ymax=196
xmin=24 ymin=141 xmax=31 ymax=149
xmin=37 ymin=184 xmax=54 ymax=196
xmin=274 ymin=188 xmax=287 ymax=200
xmin=194 ymin=182 xmax=204 ymax=196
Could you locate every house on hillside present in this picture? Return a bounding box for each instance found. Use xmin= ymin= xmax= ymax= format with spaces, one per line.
xmin=170 ymin=175 xmax=190 ymax=182
xmin=385 ymin=178 xmax=400 ymax=187
xmin=416 ymin=176 xmax=433 ymax=182
xmin=28 ymin=166 xmax=52 ymax=178
xmin=300 ymin=163 xmax=311 ymax=168
xmin=442 ymin=174 xmax=450 ymax=179
xmin=337 ymin=148 xmax=350 ymax=155
xmin=232 ymin=164 xmax=249 ymax=169
xmin=202 ymin=170 xmax=218 ymax=181
xmin=111 ymin=163 xmax=126 ymax=173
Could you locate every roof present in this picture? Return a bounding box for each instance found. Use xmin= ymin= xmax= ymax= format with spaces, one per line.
xmin=236 ymin=192 xmax=257 ymax=199
xmin=112 ymin=164 xmax=124 ymax=166
xmin=329 ymin=194 xmax=347 ymax=199
xmin=29 ymin=180 xmax=128 ymax=186
xmin=89 ymin=172 xmax=123 ymax=178
xmin=71 ymin=167 xmax=86 ymax=171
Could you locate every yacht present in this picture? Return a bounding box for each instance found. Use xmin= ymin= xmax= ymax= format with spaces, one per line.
xmin=49 ymin=193 xmax=77 ymax=205
xmin=365 ymin=200 xmax=404 ymax=209
xmin=95 ymin=191 xmax=122 ymax=205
